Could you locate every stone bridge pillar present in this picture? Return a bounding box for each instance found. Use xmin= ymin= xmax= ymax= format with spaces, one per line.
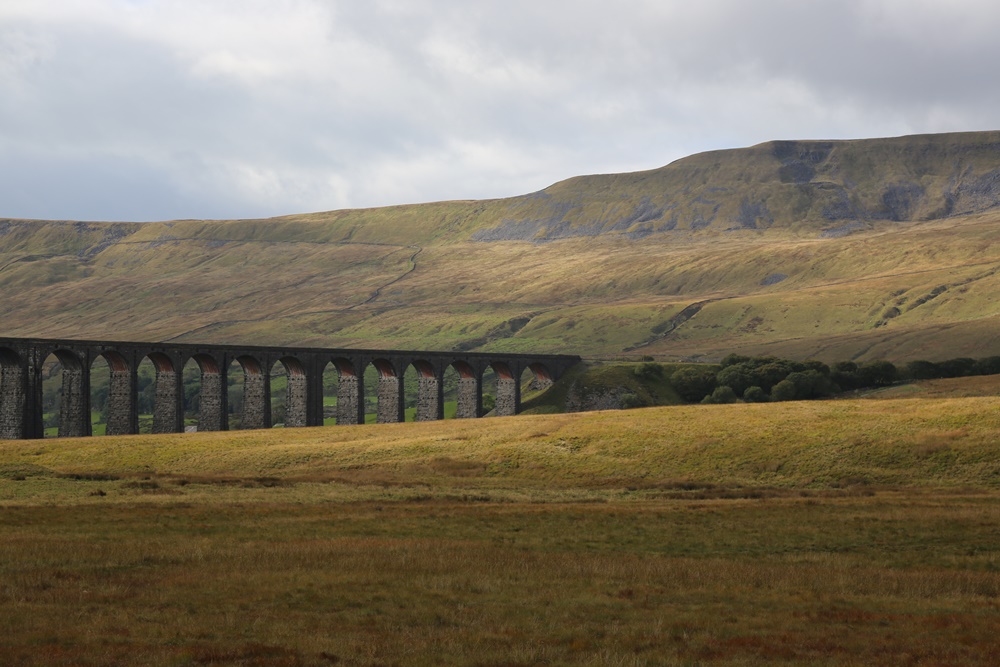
xmin=237 ymin=356 xmax=268 ymax=430
xmin=333 ymin=358 xmax=361 ymax=425
xmin=279 ymin=357 xmax=308 ymax=428
xmin=104 ymin=353 xmax=136 ymax=436
xmin=454 ymin=361 xmax=480 ymax=419
xmin=374 ymin=359 xmax=403 ymax=423
xmin=200 ymin=364 xmax=225 ymax=432
xmin=152 ymin=354 xmax=183 ymax=434
xmin=0 ymin=350 xmax=25 ymax=440
xmin=414 ymin=360 xmax=442 ymax=421
xmin=493 ymin=362 xmax=519 ymax=417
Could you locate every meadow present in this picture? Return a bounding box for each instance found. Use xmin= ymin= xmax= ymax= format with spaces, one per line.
xmin=2 ymin=378 xmax=999 ymax=665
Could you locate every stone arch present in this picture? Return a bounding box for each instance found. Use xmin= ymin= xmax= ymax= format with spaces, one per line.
xmin=328 ymin=357 xmax=359 ymax=425
xmin=94 ymin=351 xmax=134 ymax=436
xmin=409 ymin=359 xmax=441 ymax=422
xmin=369 ymin=358 xmax=403 ymax=423
xmin=451 ymin=360 xmax=479 ymax=419
xmin=0 ymin=347 xmax=25 ymax=439
xmin=526 ymin=362 xmax=554 ymax=391
xmin=490 ymin=361 xmax=518 ymax=417
xmin=271 ymin=356 xmax=306 ymax=428
xmin=42 ymin=349 xmax=87 ymax=438
xmin=229 ymin=355 xmax=267 ymax=430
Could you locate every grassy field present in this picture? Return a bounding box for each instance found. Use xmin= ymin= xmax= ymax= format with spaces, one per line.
xmin=2 ymin=380 xmax=999 ymax=665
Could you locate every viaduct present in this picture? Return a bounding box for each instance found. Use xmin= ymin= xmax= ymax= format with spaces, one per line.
xmin=0 ymin=337 xmax=580 ymax=439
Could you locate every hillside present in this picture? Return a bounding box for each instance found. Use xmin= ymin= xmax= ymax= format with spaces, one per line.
xmin=2 ymin=131 xmax=1000 ymax=361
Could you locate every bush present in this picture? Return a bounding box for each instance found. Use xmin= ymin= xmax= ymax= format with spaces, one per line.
xmin=715 ymin=365 xmax=757 ymax=396
xmin=702 ymin=386 xmax=738 ymax=404
xmin=771 ymin=379 xmax=798 ymax=402
xmin=633 ymin=362 xmax=664 ymax=381
xmin=785 ymin=370 xmax=835 ymax=399
xmin=857 ymin=360 xmax=898 ymax=388
xmin=619 ymin=393 xmax=646 ymax=409
xmin=720 ymin=353 xmax=752 ymax=368
xmin=938 ymin=357 xmax=977 ymax=378
xmin=905 ymin=360 xmax=942 ymax=380
xmin=670 ymin=367 xmax=717 ymax=403
xmin=974 ymin=356 xmax=1000 ymax=376
xmin=743 ymin=386 xmax=768 ymax=403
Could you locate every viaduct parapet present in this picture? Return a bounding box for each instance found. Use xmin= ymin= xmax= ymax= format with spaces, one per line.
xmin=0 ymin=337 xmax=580 ymax=439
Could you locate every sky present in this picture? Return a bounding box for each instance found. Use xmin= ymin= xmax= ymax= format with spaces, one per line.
xmin=1 ymin=0 xmax=998 ymax=222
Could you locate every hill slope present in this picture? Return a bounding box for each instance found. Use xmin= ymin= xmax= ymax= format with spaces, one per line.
xmin=2 ymin=131 xmax=1000 ymax=361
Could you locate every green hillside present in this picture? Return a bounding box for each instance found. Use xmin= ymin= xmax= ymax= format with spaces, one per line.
xmin=2 ymin=131 xmax=1000 ymax=360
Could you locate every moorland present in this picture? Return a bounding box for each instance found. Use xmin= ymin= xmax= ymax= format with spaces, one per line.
xmin=2 ymin=376 xmax=1000 ymax=665
xmin=3 ymin=131 xmax=1000 ymax=665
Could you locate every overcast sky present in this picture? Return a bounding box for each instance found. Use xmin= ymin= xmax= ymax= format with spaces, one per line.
xmin=1 ymin=0 xmax=998 ymax=222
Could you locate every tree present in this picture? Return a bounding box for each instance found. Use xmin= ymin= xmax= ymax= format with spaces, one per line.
xmin=771 ymin=379 xmax=798 ymax=402
xmin=633 ymin=362 xmax=664 ymax=381
xmin=905 ymin=360 xmax=942 ymax=380
xmin=857 ymin=360 xmax=897 ymax=388
xmin=743 ymin=386 xmax=768 ymax=403
xmin=715 ymin=365 xmax=757 ymax=397
xmin=670 ymin=367 xmax=717 ymax=403
xmin=974 ymin=356 xmax=1000 ymax=376
xmin=784 ymin=370 xmax=834 ymax=399
xmin=720 ymin=353 xmax=751 ymax=368
xmin=938 ymin=357 xmax=977 ymax=378
xmin=702 ymin=385 xmax=738 ymax=404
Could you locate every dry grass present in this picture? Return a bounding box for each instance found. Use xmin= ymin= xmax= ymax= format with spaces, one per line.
xmin=1 ymin=394 xmax=1000 ymax=664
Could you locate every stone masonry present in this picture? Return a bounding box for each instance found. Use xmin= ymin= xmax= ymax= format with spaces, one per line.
xmin=0 ymin=338 xmax=579 ymax=439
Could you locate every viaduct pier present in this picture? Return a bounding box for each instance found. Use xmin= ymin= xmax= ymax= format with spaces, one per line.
xmin=0 ymin=337 xmax=580 ymax=439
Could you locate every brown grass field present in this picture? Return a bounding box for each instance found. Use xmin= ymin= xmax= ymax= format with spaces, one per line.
xmin=2 ymin=378 xmax=1000 ymax=665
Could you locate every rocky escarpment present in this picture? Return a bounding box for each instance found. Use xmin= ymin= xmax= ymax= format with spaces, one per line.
xmin=471 ymin=131 xmax=1000 ymax=242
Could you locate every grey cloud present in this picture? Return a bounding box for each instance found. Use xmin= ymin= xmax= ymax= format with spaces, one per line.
xmin=0 ymin=1 xmax=997 ymax=222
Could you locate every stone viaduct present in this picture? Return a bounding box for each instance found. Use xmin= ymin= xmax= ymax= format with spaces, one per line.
xmin=0 ymin=337 xmax=580 ymax=439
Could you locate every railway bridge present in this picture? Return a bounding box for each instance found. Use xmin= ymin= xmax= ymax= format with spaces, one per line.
xmin=0 ymin=337 xmax=580 ymax=439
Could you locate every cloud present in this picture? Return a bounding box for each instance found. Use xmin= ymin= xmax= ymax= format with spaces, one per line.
xmin=0 ymin=0 xmax=997 ymax=221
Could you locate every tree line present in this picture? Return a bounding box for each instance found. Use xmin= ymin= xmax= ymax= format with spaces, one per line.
xmin=660 ymin=353 xmax=1000 ymax=405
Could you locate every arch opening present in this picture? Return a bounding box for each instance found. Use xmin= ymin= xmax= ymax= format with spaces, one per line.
xmin=514 ymin=363 xmax=555 ymax=415
xmin=480 ymin=365 xmax=501 ymax=417
xmin=41 ymin=350 xmax=86 ymax=438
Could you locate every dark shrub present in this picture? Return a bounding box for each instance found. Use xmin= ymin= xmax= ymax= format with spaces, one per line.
xmin=702 ymin=386 xmax=739 ymax=404
xmin=905 ymin=360 xmax=942 ymax=380
xmin=720 ymin=353 xmax=751 ymax=368
xmin=974 ymin=356 xmax=1000 ymax=376
xmin=743 ymin=386 xmax=768 ymax=403
xmin=857 ymin=360 xmax=897 ymax=388
xmin=633 ymin=362 xmax=664 ymax=381
xmin=670 ymin=368 xmax=718 ymax=403
xmin=716 ymin=364 xmax=757 ymax=396
xmin=771 ymin=379 xmax=798 ymax=402
xmin=784 ymin=370 xmax=834 ymax=399
xmin=938 ymin=357 xmax=977 ymax=378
